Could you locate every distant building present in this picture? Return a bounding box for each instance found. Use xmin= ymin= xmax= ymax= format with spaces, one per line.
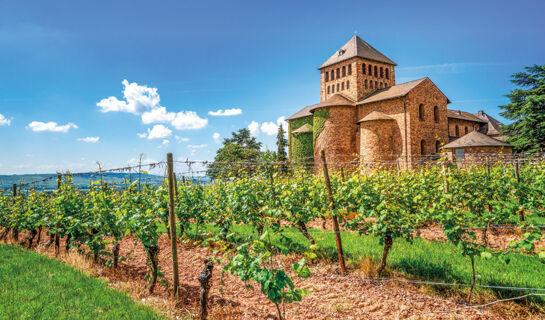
xmin=286 ymin=36 xmax=511 ymax=168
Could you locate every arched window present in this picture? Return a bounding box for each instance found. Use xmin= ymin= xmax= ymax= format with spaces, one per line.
xmin=435 ymin=140 xmax=441 ymax=153
xmin=342 ymin=66 xmax=346 ymax=77
xmin=368 ymin=64 xmax=372 ymax=75
xmin=336 ymin=68 xmax=340 ymax=78
xmin=374 ymin=66 xmax=378 ymax=77
xmin=348 ymin=64 xmax=352 ymax=75
xmin=375 ymin=81 xmax=378 ymax=88
xmin=386 ymin=68 xmax=389 ymax=79
xmin=455 ymin=125 xmax=459 ymax=137
xmin=365 ymin=79 xmax=368 ymax=89
xmin=380 ymin=67 xmax=384 ymax=78
xmin=433 ymin=106 xmax=439 ymax=123
xmin=465 ymin=127 xmax=468 ymax=134
xmin=330 ymin=70 xmax=334 ymax=80
xmin=325 ymin=72 xmax=329 ymax=82
xmin=337 ymin=83 xmax=340 ymax=92
xmin=346 ymin=81 xmax=350 ymax=89
xmin=379 ymin=82 xmax=383 ymax=89
xmin=341 ymin=82 xmax=344 ymax=90
xmin=327 ymin=86 xmax=330 ymax=94
xmin=362 ymin=63 xmax=366 ymax=74
xmin=369 ymin=81 xmax=373 ymax=89
xmin=420 ymin=140 xmax=425 ymax=155
xmin=419 ymin=104 xmax=425 ymax=121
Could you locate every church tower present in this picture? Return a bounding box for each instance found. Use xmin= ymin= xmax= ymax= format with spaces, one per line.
xmin=319 ymin=36 xmax=397 ymax=102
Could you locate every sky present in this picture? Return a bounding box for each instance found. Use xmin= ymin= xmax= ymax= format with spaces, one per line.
xmin=0 ymin=0 xmax=544 ymax=175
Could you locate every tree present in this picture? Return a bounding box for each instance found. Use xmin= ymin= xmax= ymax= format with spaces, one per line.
xmin=207 ymin=129 xmax=262 ymax=179
xmin=276 ymin=124 xmax=288 ymax=173
xmin=500 ymin=65 xmax=545 ymax=153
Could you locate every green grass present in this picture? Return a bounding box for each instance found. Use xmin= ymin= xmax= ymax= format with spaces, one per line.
xmin=182 ymin=222 xmax=545 ymax=303
xmin=0 ymin=244 xmax=165 ymax=320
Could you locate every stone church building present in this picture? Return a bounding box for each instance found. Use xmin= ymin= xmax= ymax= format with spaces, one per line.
xmin=287 ymin=36 xmax=511 ymax=167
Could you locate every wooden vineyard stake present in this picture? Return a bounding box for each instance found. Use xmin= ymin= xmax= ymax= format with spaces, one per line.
xmin=12 ymin=184 xmax=19 ymax=241
xmin=320 ymin=150 xmax=346 ymax=275
xmin=167 ymin=153 xmax=180 ymax=298
xmin=198 ymin=259 xmax=214 ymax=320
xmin=514 ymin=159 xmax=520 ymax=183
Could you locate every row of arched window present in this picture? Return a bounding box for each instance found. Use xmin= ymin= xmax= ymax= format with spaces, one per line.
xmin=362 ymin=63 xmax=389 ymax=79
xmin=420 ymin=139 xmax=442 ymax=155
xmin=453 ymin=124 xmax=477 ymax=137
xmin=418 ymin=104 xmax=440 ymax=123
xmin=327 ymin=81 xmax=350 ymax=94
xmin=365 ymin=80 xmax=388 ymax=90
xmin=325 ymin=64 xmax=352 ymax=82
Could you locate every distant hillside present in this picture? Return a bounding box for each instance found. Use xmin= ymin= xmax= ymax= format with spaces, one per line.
xmin=0 ymin=173 xmax=165 ymax=191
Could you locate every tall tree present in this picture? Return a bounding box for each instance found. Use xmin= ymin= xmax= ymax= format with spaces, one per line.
xmin=500 ymin=65 xmax=545 ymax=153
xmin=207 ymin=129 xmax=262 ymax=179
xmin=276 ymin=124 xmax=288 ymax=173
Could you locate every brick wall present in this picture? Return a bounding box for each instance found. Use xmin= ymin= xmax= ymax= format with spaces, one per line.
xmin=448 ymin=118 xmax=481 ymax=139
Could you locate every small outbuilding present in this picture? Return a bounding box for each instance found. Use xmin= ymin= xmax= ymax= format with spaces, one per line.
xmin=441 ymin=130 xmax=513 ymax=162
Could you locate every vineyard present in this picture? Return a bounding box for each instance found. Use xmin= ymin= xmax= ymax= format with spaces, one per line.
xmin=1 ymin=154 xmax=545 ymax=319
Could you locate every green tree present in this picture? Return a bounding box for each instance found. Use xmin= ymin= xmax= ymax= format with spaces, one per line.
xmin=276 ymin=124 xmax=287 ymax=162
xmin=500 ymin=65 xmax=545 ymax=153
xmin=207 ymin=128 xmax=262 ymax=179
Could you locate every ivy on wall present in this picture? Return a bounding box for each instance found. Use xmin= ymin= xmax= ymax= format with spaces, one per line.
xmin=313 ymin=108 xmax=330 ymax=145
xmin=288 ymin=117 xmax=313 ymax=162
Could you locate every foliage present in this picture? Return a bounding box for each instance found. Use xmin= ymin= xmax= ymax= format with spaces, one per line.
xmin=500 ymin=64 xmax=545 ymax=153
xmin=312 ymin=108 xmax=329 ymax=145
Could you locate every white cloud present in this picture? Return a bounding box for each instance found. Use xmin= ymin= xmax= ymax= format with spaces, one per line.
xmin=213 ymin=132 xmax=221 ymax=144
xmin=137 ymin=132 xmax=147 ymax=139
xmin=188 ymin=144 xmax=208 ymax=149
xmin=141 ymin=106 xmax=176 ymax=124
xmin=248 ymin=121 xmax=260 ymax=136
xmin=98 ymin=79 xmax=208 ymax=131
xmin=159 ymin=139 xmax=170 ymax=148
xmin=78 ymin=136 xmax=100 ymax=143
xmin=256 ymin=116 xmax=288 ymax=136
xmin=27 ymin=121 xmax=78 ymax=133
xmin=0 ymin=113 xmax=11 ymax=126
xmin=260 ymin=121 xmax=278 ymax=135
xmin=97 ymin=79 xmax=160 ymax=114
xmin=175 ymin=135 xmax=190 ymax=143
xmin=208 ymin=108 xmax=242 ymax=116
xmin=171 ymin=111 xmax=208 ymax=130
xmin=146 ymin=124 xmax=172 ymax=140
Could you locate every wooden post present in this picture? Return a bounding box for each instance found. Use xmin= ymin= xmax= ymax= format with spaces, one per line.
xmin=12 ymin=184 xmax=17 ymax=197
xmin=514 ymin=159 xmax=520 ymax=183
xmin=166 ymin=153 xmax=180 ymax=298
xmin=55 ymin=173 xmax=61 ymax=256
xmin=320 ymin=150 xmax=346 ymax=275
xmin=12 ymin=184 xmax=18 ymax=242
xmin=442 ymin=162 xmax=450 ymax=193
xmin=198 ymin=259 xmax=214 ymax=320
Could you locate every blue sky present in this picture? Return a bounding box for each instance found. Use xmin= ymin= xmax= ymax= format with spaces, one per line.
xmin=0 ymin=0 xmax=544 ymax=174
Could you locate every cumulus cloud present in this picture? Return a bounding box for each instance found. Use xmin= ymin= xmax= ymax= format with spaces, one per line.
xmin=97 ymin=79 xmax=160 ymax=114
xmin=248 ymin=121 xmax=260 ymax=136
xmin=78 ymin=136 xmax=100 ymax=143
xmin=175 ymin=135 xmax=190 ymax=143
xmin=146 ymin=124 xmax=172 ymax=140
xmin=27 ymin=121 xmax=78 ymax=133
xmin=253 ymin=116 xmax=288 ymax=136
xmin=208 ymin=108 xmax=242 ymax=116
xmin=159 ymin=139 xmax=170 ymax=148
xmin=213 ymin=132 xmax=221 ymax=144
xmin=98 ymin=79 xmax=208 ymax=130
xmin=171 ymin=111 xmax=208 ymax=130
xmin=0 ymin=113 xmax=11 ymax=126
xmin=137 ymin=132 xmax=147 ymax=138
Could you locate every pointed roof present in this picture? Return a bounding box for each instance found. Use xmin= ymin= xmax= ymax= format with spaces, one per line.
xmin=475 ymin=110 xmax=503 ymax=136
xmin=292 ymin=123 xmax=313 ymax=134
xmin=442 ymin=130 xmax=512 ymax=149
xmin=309 ymin=94 xmax=355 ymax=112
xmin=357 ymin=78 xmax=428 ymax=105
xmin=357 ymin=111 xmax=395 ymax=123
xmin=286 ymin=104 xmax=317 ymax=121
xmin=447 ymin=109 xmax=487 ymax=123
xmin=319 ymin=36 xmax=397 ymax=69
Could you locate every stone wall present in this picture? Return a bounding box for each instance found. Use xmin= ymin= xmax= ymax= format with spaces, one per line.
xmin=359 ymin=120 xmax=397 ymax=163
xmin=446 ymin=145 xmax=513 ymax=163
xmin=448 ymin=118 xmax=481 ymax=139
xmin=313 ymin=106 xmax=358 ymax=171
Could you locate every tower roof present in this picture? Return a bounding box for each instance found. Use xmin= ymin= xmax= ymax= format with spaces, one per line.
xmin=319 ymin=35 xmax=397 ymax=69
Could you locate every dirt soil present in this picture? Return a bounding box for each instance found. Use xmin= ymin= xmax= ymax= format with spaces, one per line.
xmin=3 ymin=229 xmax=543 ymax=320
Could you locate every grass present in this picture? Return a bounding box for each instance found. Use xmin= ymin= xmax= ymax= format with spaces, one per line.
xmin=0 ymin=244 xmax=164 ymax=320
xmin=180 ymin=222 xmax=545 ymax=303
